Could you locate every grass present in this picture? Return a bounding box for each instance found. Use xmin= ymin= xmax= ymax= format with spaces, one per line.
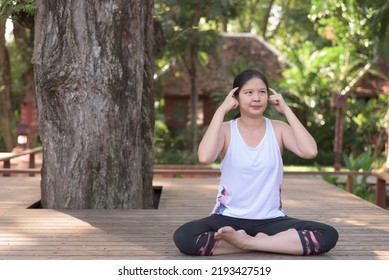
xmin=283 ymin=165 xmax=340 ymax=172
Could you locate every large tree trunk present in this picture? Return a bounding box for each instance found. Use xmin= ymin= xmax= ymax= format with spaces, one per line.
xmin=0 ymin=20 xmax=15 ymax=151
xmin=33 ymin=0 xmax=155 ymax=209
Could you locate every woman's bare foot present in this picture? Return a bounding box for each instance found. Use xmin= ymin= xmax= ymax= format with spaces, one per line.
xmin=214 ymin=226 xmax=303 ymax=255
xmin=215 ymin=226 xmax=255 ymax=250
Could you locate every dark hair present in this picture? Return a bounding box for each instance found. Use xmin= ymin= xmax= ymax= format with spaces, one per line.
xmin=232 ymin=69 xmax=269 ymax=119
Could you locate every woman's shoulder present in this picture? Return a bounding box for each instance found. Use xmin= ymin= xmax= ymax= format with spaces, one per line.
xmin=268 ymin=119 xmax=287 ymax=150
xmin=222 ymin=119 xmax=235 ymax=128
xmin=219 ymin=121 xmax=232 ymax=158
xmin=221 ymin=120 xmax=232 ymax=133
xmin=269 ymin=119 xmax=290 ymax=135
xmin=269 ymin=119 xmax=287 ymax=128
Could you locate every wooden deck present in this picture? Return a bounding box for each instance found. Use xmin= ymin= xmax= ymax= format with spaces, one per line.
xmin=1 ymin=175 xmax=389 ymax=260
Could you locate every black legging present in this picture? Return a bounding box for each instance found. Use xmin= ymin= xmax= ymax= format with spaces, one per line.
xmin=173 ymin=214 xmax=339 ymax=256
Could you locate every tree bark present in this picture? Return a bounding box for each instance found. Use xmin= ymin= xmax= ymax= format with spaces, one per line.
xmin=33 ymin=0 xmax=155 ymax=209
xmin=0 ymin=20 xmax=15 ymax=151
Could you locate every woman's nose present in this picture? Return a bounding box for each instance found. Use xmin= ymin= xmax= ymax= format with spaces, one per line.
xmin=253 ymin=92 xmax=262 ymax=101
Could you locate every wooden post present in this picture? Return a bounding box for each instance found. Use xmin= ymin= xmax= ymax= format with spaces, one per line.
xmin=3 ymin=159 xmax=10 ymax=177
xmin=29 ymin=153 xmax=35 ymax=177
xmin=347 ymin=174 xmax=354 ymax=193
xmin=376 ymin=178 xmax=387 ymax=209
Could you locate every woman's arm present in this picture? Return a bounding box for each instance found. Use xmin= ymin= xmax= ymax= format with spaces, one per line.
xmin=198 ymin=87 xmax=239 ymax=164
xmin=269 ymin=88 xmax=318 ymax=159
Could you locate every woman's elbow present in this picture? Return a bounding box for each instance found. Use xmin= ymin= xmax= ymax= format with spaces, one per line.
xmin=303 ymin=148 xmax=318 ymax=159
xmin=198 ymin=153 xmax=215 ymax=165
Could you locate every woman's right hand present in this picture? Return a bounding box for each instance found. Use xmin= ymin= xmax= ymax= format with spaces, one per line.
xmin=218 ymin=87 xmax=239 ymax=114
xmin=198 ymin=88 xmax=239 ymax=164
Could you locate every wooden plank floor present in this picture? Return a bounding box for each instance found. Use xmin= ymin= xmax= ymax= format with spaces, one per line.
xmin=0 ymin=175 xmax=389 ymax=260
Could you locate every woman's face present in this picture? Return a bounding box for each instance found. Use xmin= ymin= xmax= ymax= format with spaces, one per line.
xmin=237 ymin=77 xmax=268 ymax=117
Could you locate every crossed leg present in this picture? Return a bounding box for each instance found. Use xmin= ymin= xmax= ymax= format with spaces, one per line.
xmin=213 ymin=226 xmax=303 ymax=255
xmin=174 ymin=216 xmax=338 ymax=256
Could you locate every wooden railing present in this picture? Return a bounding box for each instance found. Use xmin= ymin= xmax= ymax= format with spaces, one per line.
xmin=0 ymin=146 xmax=43 ymax=177
xmin=1 ymin=157 xmax=387 ymax=209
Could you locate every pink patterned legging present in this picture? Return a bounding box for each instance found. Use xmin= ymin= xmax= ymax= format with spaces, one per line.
xmin=173 ymin=214 xmax=338 ymax=256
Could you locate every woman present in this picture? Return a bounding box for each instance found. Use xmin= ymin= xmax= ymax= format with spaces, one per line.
xmin=173 ymin=69 xmax=338 ymax=256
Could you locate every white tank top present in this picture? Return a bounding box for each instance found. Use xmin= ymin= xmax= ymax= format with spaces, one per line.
xmin=211 ymin=118 xmax=286 ymax=219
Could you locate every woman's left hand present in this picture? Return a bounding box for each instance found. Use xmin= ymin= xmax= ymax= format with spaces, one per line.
xmin=268 ymin=88 xmax=289 ymax=115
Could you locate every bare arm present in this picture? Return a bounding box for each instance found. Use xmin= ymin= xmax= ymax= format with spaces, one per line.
xmin=198 ymin=88 xmax=239 ymax=164
xmin=269 ymin=88 xmax=317 ymax=159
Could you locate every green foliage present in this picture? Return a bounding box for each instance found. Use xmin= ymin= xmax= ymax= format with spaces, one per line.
xmin=153 ymin=97 xmax=202 ymax=164
xmin=278 ymin=42 xmax=336 ymax=164
xmin=342 ymin=146 xmax=376 ymax=201
xmin=154 ymin=0 xmax=243 ymax=153
xmin=343 ymin=94 xmax=388 ymax=157
xmin=154 ymin=0 xmax=241 ymax=67
xmin=316 ymin=147 xmax=377 ymax=202
xmin=342 ymin=146 xmax=375 ymax=172
xmin=0 ymin=0 xmax=35 ymax=20
xmin=154 ymin=123 xmax=206 ymax=165
xmin=309 ymin=0 xmax=389 ymax=56
xmin=276 ymin=0 xmax=387 ymax=166
xmin=7 ymin=40 xmax=30 ymax=105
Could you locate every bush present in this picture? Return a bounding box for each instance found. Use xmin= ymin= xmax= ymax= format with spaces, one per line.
xmin=154 ymin=122 xmax=206 ymax=165
xmin=342 ymin=146 xmax=375 ymax=201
